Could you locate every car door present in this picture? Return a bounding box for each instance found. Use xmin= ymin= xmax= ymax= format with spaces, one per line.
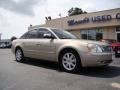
xmin=20 ymin=30 xmax=39 ymax=58
xmin=34 ymin=28 xmax=57 ymax=61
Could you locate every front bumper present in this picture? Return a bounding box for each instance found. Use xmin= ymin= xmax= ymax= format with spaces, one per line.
xmin=80 ymin=52 xmax=112 ymax=67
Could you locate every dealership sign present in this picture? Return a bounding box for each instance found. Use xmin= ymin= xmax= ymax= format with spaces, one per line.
xmin=67 ymin=13 xmax=120 ymax=26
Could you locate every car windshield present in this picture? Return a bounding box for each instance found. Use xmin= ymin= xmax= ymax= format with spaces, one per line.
xmin=51 ymin=29 xmax=77 ymax=39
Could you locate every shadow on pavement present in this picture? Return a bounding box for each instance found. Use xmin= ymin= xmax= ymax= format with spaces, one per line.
xmin=76 ymin=66 xmax=120 ymax=78
xmin=17 ymin=58 xmax=120 ymax=78
xmin=20 ymin=58 xmax=59 ymax=71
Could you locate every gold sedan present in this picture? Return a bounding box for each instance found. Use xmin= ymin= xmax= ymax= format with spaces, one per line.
xmin=11 ymin=27 xmax=112 ymax=72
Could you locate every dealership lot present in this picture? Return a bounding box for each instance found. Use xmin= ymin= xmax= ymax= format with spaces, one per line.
xmin=0 ymin=49 xmax=120 ymax=90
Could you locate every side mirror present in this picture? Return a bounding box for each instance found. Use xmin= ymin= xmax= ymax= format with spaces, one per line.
xmin=43 ymin=33 xmax=55 ymax=39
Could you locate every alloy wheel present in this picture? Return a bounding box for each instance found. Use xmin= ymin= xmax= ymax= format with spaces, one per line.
xmin=62 ymin=52 xmax=77 ymax=71
xmin=15 ymin=48 xmax=25 ymax=62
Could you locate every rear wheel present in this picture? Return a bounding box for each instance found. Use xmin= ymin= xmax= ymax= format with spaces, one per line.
xmin=59 ymin=49 xmax=81 ymax=72
xmin=15 ymin=48 xmax=25 ymax=62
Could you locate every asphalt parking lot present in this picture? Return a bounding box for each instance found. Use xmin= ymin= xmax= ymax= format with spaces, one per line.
xmin=0 ymin=49 xmax=120 ymax=90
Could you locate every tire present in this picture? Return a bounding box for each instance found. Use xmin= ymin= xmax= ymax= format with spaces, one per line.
xmin=15 ymin=48 xmax=25 ymax=62
xmin=59 ymin=49 xmax=81 ymax=73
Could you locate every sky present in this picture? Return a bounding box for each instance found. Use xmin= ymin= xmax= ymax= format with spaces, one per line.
xmin=0 ymin=0 xmax=120 ymax=39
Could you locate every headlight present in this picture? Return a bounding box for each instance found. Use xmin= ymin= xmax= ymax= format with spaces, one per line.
xmin=87 ymin=44 xmax=103 ymax=53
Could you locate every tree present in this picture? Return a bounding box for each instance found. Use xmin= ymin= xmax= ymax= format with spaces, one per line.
xmin=68 ymin=7 xmax=87 ymax=16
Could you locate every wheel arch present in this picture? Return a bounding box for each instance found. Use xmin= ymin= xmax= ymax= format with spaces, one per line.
xmin=15 ymin=45 xmax=25 ymax=62
xmin=15 ymin=46 xmax=23 ymax=53
xmin=58 ymin=47 xmax=82 ymax=66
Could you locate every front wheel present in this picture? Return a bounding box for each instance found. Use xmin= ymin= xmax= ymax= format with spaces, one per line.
xmin=59 ymin=50 xmax=81 ymax=72
xmin=15 ymin=48 xmax=25 ymax=62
